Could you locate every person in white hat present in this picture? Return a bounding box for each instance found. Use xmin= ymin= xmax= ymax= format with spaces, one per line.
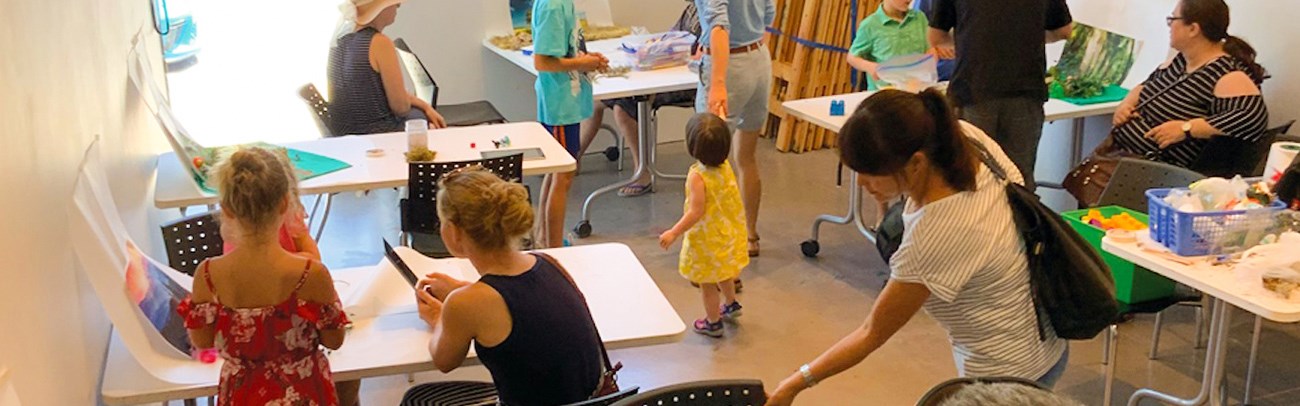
xmin=328 ymin=0 xmax=446 ymax=136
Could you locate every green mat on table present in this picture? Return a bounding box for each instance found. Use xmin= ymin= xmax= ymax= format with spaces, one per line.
xmin=1050 ymin=84 xmax=1129 ymax=105
xmin=194 ymin=145 xmax=351 ymax=194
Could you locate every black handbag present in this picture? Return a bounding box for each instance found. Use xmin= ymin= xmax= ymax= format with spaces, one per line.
xmin=972 ymin=142 xmax=1120 ymax=340
xmin=875 ymin=200 xmax=906 ymax=264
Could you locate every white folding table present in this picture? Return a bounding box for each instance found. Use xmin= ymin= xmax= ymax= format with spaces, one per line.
xmin=781 ymin=90 xmax=1119 ymax=256
xmin=101 ymin=243 xmax=686 ymax=405
xmin=153 ymin=122 xmax=577 ymax=211
xmin=484 ymin=33 xmax=699 ymax=238
xmin=1103 ymin=234 xmax=1300 ymax=406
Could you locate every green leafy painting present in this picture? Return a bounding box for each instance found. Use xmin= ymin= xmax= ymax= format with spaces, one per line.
xmin=1050 ymin=23 xmax=1140 ymax=100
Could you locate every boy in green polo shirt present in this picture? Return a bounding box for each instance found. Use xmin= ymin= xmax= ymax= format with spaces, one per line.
xmin=846 ymin=0 xmax=930 ymax=90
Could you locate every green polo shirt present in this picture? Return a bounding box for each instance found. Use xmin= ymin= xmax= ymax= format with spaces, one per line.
xmin=849 ymin=5 xmax=930 ymax=90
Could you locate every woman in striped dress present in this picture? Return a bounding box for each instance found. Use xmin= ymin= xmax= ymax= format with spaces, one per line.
xmin=1108 ymin=0 xmax=1267 ymax=169
xmin=328 ymin=0 xmax=446 ymax=136
xmin=767 ymin=89 xmax=1067 ymax=406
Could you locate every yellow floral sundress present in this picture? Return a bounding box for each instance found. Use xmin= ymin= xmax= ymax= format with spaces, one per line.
xmin=679 ymin=161 xmax=749 ymax=283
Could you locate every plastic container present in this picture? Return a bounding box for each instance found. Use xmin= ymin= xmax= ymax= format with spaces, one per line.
xmin=1062 ymin=206 xmax=1176 ymax=303
xmin=1146 ymin=188 xmax=1287 ymax=256
xmin=405 ymin=119 xmax=428 ymax=151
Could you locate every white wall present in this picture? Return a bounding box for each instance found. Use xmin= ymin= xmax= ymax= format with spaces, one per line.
xmin=0 ymin=0 xmax=170 ymax=404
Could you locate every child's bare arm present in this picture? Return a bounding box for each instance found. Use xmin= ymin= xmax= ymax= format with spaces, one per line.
xmin=534 ymin=53 xmax=607 ymax=73
xmin=301 ymin=262 xmax=346 ymax=350
xmin=660 ymin=172 xmax=706 ymax=248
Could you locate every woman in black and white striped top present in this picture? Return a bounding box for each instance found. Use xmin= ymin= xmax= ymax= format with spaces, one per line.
xmin=767 ymin=89 xmax=1066 ymax=406
xmin=1110 ymin=0 xmax=1267 ymax=168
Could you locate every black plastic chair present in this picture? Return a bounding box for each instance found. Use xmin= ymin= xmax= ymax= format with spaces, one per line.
xmin=160 ymin=211 xmax=223 ymax=276
xmin=298 ymin=83 xmax=334 ymax=137
xmin=1095 ymin=157 xmax=1206 ymax=211
xmin=1191 ymin=119 xmax=1294 ymax=178
xmin=566 ymin=387 xmax=641 ymax=406
xmin=610 ymin=380 xmax=765 ymax=406
xmin=399 ymin=154 xmax=525 ymax=256
xmin=394 ymin=38 xmax=507 ymax=127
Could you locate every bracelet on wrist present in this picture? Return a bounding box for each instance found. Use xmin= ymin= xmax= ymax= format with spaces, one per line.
xmin=798 ymin=364 xmax=818 ymax=388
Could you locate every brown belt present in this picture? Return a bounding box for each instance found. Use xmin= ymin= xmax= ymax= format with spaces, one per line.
xmin=704 ymin=42 xmax=762 ymax=55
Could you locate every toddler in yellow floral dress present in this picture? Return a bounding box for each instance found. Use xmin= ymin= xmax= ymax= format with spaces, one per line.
xmin=659 ymin=113 xmax=749 ymax=337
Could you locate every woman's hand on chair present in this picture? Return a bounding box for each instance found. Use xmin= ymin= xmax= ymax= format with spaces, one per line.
xmin=425 ymin=107 xmax=447 ymax=129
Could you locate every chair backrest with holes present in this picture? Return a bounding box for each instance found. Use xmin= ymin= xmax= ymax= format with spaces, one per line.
xmin=400 ymin=154 xmax=525 ymax=234
xmin=1096 ymin=157 xmax=1205 ymax=212
xmin=160 ymin=211 xmax=224 ymax=276
xmin=610 ymin=380 xmax=765 ymax=406
xmin=299 ymin=83 xmax=335 ymax=137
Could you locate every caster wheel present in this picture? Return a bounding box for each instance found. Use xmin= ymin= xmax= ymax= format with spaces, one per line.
xmin=800 ymin=240 xmax=820 ymax=257
xmin=604 ymin=146 xmax=620 ymax=161
xmin=573 ymin=221 xmax=593 ymax=238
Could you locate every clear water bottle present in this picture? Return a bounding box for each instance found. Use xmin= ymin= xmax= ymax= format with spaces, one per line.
xmin=405 ymin=119 xmax=428 ymax=151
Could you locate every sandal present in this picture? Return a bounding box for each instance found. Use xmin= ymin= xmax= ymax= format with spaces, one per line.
xmin=617 ymin=183 xmax=652 ymax=197
xmin=748 ymin=236 xmax=760 ymax=257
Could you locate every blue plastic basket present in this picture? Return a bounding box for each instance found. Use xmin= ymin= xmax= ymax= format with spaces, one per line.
xmin=1146 ymin=188 xmax=1286 ymax=256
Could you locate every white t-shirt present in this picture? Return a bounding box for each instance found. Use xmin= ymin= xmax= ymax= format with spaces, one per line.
xmin=889 ymin=121 xmax=1066 ymax=380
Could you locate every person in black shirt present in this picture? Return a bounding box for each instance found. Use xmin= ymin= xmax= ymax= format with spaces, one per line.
xmin=928 ymin=0 xmax=1073 ymax=190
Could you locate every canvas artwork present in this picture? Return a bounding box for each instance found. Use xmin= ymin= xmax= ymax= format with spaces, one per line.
xmin=1050 ymin=23 xmax=1141 ymax=100
xmin=124 ymin=241 xmax=193 ymax=355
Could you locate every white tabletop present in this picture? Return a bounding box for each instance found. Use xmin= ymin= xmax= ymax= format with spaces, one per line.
xmin=101 ymin=243 xmax=685 ymax=405
xmin=1103 ymin=233 xmax=1300 ymax=323
xmin=153 ymin=122 xmax=576 ymax=209
xmin=483 ymin=33 xmax=699 ymax=101
xmin=781 ymin=90 xmax=1122 ymax=133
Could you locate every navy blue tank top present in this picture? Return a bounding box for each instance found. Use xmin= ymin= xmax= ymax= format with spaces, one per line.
xmin=328 ymin=28 xmax=404 ymax=135
xmin=474 ymin=255 xmax=602 ymax=406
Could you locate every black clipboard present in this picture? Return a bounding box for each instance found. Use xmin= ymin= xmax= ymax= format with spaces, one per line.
xmin=383 ymin=239 xmax=419 ymax=287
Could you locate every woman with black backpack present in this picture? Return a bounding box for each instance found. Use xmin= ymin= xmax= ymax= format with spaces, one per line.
xmin=766 ymin=89 xmax=1068 ymax=405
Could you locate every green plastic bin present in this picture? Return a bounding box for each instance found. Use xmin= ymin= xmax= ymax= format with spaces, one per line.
xmin=1062 ymin=206 xmax=1176 ymax=304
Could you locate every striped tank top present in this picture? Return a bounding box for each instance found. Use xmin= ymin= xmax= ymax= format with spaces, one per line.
xmin=328 ymin=28 xmax=404 ymax=136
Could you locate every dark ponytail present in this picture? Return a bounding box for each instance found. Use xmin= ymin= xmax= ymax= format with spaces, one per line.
xmin=1182 ymin=0 xmax=1267 ymax=84
xmin=837 ymin=89 xmax=977 ymax=192
xmin=917 ymin=89 xmax=977 ymax=191
xmin=1222 ymin=35 xmax=1266 ymax=85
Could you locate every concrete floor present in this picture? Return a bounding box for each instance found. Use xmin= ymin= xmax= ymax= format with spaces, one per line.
xmin=311 ymin=138 xmax=1300 ymax=406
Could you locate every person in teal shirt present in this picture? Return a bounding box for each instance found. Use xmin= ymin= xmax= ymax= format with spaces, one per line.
xmin=846 ymin=0 xmax=931 ymax=90
xmin=532 ymin=0 xmax=607 ymax=248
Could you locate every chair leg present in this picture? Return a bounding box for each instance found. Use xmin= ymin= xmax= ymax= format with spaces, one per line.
xmin=1103 ymin=325 xmax=1119 ymax=406
xmin=184 ymin=399 xmax=198 ymax=406
xmin=313 ymin=193 xmax=335 ymax=241
xmin=1149 ymin=311 xmax=1165 ymax=360
xmin=1243 ymin=315 xmax=1263 ymax=405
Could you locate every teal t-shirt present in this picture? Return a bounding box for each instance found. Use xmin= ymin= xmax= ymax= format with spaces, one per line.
xmin=848 ymin=6 xmax=930 ymax=90
xmin=532 ymin=0 xmax=594 ymax=126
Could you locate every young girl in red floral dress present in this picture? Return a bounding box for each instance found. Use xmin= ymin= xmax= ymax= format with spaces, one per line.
xmin=180 ymin=147 xmax=348 ymax=405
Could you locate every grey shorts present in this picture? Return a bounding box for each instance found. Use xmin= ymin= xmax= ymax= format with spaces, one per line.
xmin=695 ymin=44 xmax=772 ymax=132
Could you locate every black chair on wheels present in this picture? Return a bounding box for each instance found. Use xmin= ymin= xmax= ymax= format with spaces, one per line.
xmin=393 ymin=38 xmax=507 ymax=127
xmin=610 ymin=380 xmax=765 ymax=406
xmin=399 ymin=154 xmax=525 ymax=257
xmin=160 ymin=211 xmax=224 ymax=276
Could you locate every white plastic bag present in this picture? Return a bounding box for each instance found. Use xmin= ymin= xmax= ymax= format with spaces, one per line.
xmin=622 ymin=31 xmax=695 ymax=71
xmin=1233 ymin=232 xmax=1300 ymax=301
xmin=876 ymin=54 xmax=938 ymax=92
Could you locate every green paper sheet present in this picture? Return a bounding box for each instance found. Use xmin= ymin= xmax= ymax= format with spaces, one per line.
xmin=1050 ymin=84 xmax=1129 ymax=106
xmin=193 ymin=144 xmax=352 ymax=194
